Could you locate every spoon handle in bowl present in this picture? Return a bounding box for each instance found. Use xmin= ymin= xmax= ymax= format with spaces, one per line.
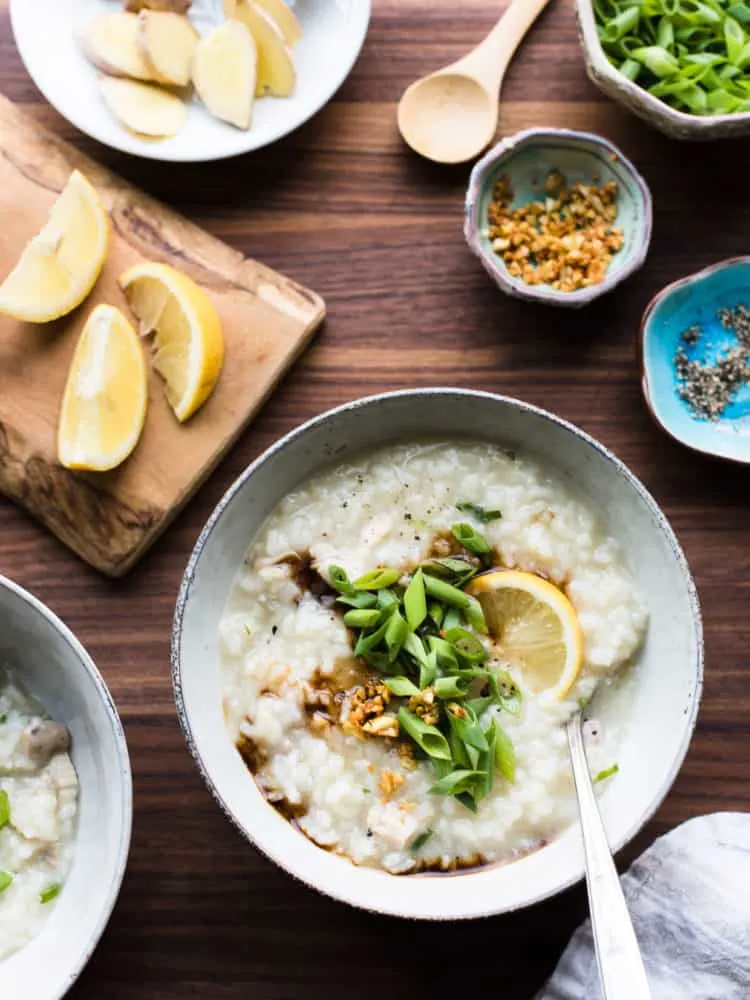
xmin=457 ymin=0 xmax=554 ymax=92
xmin=566 ymin=714 xmax=653 ymax=1000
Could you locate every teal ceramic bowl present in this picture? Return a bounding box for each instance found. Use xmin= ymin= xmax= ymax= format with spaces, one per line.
xmin=641 ymin=257 xmax=750 ymax=464
xmin=464 ymin=128 xmax=653 ymax=308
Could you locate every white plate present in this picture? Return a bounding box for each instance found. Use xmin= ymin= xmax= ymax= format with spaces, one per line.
xmin=10 ymin=0 xmax=371 ymax=161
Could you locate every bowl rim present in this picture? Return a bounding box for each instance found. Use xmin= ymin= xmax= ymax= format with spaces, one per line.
xmin=172 ymin=387 xmax=704 ymax=920
xmin=640 ymin=255 xmax=750 ymax=466
xmin=576 ymin=0 xmax=750 ymax=132
xmin=464 ymin=128 xmax=653 ymax=308
xmin=0 ymin=574 xmax=133 ymax=996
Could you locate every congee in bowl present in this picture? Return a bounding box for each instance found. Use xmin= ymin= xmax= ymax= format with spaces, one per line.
xmin=219 ymin=441 xmax=646 ymax=874
xmin=173 ymin=389 xmax=702 ymax=919
xmin=0 ymin=672 xmax=78 ymax=959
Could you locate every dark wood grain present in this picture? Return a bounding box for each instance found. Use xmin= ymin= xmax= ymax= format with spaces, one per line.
xmin=1 ymin=1 xmax=748 ymax=997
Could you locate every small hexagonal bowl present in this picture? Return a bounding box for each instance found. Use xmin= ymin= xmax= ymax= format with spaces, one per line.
xmin=576 ymin=0 xmax=750 ymax=140
xmin=464 ymin=128 xmax=653 ymax=309
xmin=641 ymin=257 xmax=750 ymax=465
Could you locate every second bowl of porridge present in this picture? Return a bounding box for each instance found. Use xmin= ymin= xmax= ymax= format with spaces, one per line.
xmin=173 ymin=389 xmax=702 ymax=919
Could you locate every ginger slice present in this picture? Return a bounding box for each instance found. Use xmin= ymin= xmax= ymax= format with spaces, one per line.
xmin=98 ymin=76 xmax=186 ymax=138
xmin=193 ymin=21 xmax=257 ymax=129
xmin=82 ymin=12 xmax=154 ymax=80
xmin=137 ymin=10 xmax=199 ymax=87
xmin=232 ymin=0 xmax=295 ymax=97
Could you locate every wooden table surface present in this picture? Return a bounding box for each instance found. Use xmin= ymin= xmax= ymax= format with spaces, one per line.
xmin=1 ymin=0 xmax=748 ymax=996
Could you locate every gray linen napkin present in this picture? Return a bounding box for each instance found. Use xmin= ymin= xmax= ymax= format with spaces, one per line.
xmin=535 ymin=813 xmax=750 ymax=1000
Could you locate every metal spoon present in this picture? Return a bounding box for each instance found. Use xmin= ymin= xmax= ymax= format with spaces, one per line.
xmin=567 ymin=712 xmax=653 ymax=1000
xmin=397 ymin=0 xmax=554 ymax=165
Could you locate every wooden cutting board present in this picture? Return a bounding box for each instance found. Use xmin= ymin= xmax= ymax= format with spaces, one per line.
xmin=0 ymin=95 xmax=325 ymax=576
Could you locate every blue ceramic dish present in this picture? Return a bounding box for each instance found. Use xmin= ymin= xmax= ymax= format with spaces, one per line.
xmin=464 ymin=128 xmax=653 ymax=308
xmin=641 ymin=257 xmax=750 ymax=464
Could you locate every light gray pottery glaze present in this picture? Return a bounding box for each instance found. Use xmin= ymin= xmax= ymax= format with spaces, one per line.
xmin=464 ymin=129 xmax=652 ymax=308
xmin=173 ymin=389 xmax=703 ymax=920
xmin=0 ymin=577 xmax=132 ymax=1000
xmin=576 ymin=0 xmax=750 ymax=140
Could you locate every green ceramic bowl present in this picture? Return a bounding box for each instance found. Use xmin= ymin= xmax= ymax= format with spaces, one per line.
xmin=464 ymin=128 xmax=653 ymax=308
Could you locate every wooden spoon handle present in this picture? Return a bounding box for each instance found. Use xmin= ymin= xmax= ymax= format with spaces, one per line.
xmin=455 ymin=0 xmax=554 ymax=93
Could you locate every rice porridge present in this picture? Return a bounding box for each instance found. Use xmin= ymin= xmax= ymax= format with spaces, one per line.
xmin=219 ymin=441 xmax=647 ymax=874
xmin=0 ymin=671 xmax=78 ymax=959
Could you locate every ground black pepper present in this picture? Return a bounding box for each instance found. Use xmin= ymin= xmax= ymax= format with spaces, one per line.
xmin=673 ymin=305 xmax=750 ymax=420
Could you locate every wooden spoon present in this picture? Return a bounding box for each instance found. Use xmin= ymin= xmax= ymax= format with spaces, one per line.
xmin=397 ymin=0 xmax=554 ymax=165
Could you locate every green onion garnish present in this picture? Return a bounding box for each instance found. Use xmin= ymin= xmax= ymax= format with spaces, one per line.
xmin=0 ymin=871 xmax=13 ymax=894
xmin=456 ymin=502 xmax=502 ymax=523
xmin=410 ymin=828 xmax=434 ymax=853
xmin=0 ymin=790 xmax=10 ymax=830
xmin=594 ymin=763 xmax=620 ymax=784
xmin=39 ymin=883 xmax=62 ymax=904
xmin=451 ymin=522 xmax=491 ymax=557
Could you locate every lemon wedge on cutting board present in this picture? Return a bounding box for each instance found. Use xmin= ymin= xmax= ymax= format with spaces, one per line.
xmin=0 ymin=171 xmax=109 ymax=323
xmin=468 ymin=570 xmax=583 ymax=699
xmin=58 ymin=304 xmax=147 ymax=472
xmin=118 ymin=262 xmax=224 ymax=423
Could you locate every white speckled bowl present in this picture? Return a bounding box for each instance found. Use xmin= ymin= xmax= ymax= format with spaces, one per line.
xmin=464 ymin=129 xmax=652 ymax=308
xmin=0 ymin=577 xmax=132 ymax=1000
xmin=172 ymin=388 xmax=703 ymax=920
xmin=576 ymin=0 xmax=750 ymax=140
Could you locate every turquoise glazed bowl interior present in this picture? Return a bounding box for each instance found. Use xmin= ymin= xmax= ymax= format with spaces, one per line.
xmin=641 ymin=258 xmax=750 ymax=464
xmin=465 ymin=128 xmax=653 ymax=308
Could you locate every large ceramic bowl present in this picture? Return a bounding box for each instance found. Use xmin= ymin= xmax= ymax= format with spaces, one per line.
xmin=172 ymin=389 xmax=703 ymax=920
xmin=577 ymin=0 xmax=750 ymax=140
xmin=0 ymin=577 xmax=132 ymax=1000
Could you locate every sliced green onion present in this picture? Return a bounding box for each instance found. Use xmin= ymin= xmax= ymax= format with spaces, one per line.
xmin=489 ymin=670 xmax=522 ymax=714
xmin=464 ymin=595 xmax=488 ymax=634
xmin=419 ymin=557 xmax=477 ymax=587
xmin=442 ymin=606 xmax=464 ymax=632
xmin=466 ymin=696 xmax=493 ymax=718
xmin=447 ymin=707 xmax=489 ymax=752
xmin=494 ymin=724 xmax=516 ymax=783
xmin=419 ymin=650 xmax=438 ymax=689
xmin=455 ymin=501 xmax=503 ymax=524
xmin=434 ymin=675 xmax=471 ymax=699
xmin=376 ymin=588 xmax=399 ymax=611
xmin=410 ymin=828 xmax=434 ymax=853
xmin=354 ymin=619 xmax=390 ymax=656
xmin=451 ymin=522 xmax=491 ymax=557
xmin=384 ymin=611 xmax=409 ymax=661
xmin=397 ymin=708 xmax=451 ymax=760
xmin=39 ymin=883 xmax=62 ymax=904
xmin=328 ymin=565 xmax=355 ymax=595
xmin=427 ymin=600 xmax=445 ymax=628
xmin=0 ymin=871 xmax=13 ymax=894
xmin=428 ymin=635 xmax=459 ymax=670
xmin=404 ymin=569 xmax=427 ymax=631
xmin=402 ymin=631 xmax=429 ymax=667
xmin=384 ymin=676 xmax=421 ymax=698
xmin=444 ymin=627 xmax=489 ymax=663
xmin=336 ymin=591 xmax=378 ymax=610
xmin=343 ymin=608 xmax=381 ymax=629
xmin=0 ymin=790 xmax=10 ymax=829
xmin=429 ymin=769 xmax=485 ymax=797
xmin=353 ymin=568 xmax=400 ymax=591
xmin=423 ymin=574 xmax=471 ymax=609
xmin=594 ymin=763 xmax=620 ymax=783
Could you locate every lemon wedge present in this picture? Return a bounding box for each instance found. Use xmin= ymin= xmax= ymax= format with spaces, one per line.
xmin=468 ymin=570 xmax=583 ymax=699
xmin=0 ymin=170 xmax=109 ymax=323
xmin=58 ymin=304 xmax=147 ymax=472
xmin=118 ymin=262 xmax=224 ymax=423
